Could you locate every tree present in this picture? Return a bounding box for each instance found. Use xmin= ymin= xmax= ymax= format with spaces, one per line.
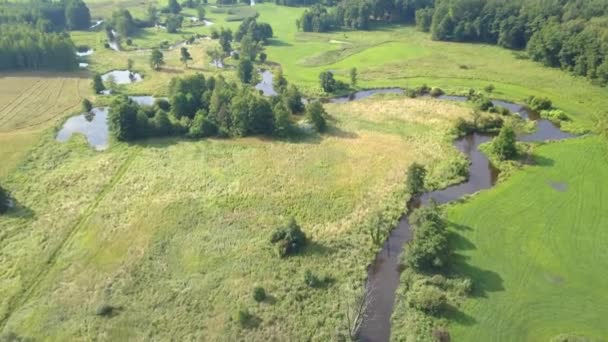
xmin=484 ymin=84 xmax=495 ymax=93
xmin=284 ymin=84 xmax=304 ymax=114
xmin=82 ymin=99 xmax=93 ymax=113
xmin=239 ymin=33 xmax=261 ymax=60
xmin=319 ymin=71 xmax=336 ymax=93
xmin=273 ymin=68 xmax=288 ymax=93
xmin=65 ymin=0 xmax=91 ymax=30
xmin=150 ymin=49 xmax=164 ymax=70
xmin=407 ymin=163 xmax=426 ymax=194
xmin=109 ymin=96 xmax=138 ymax=141
xmin=146 ymin=5 xmax=158 ymax=25
xmin=112 ymin=9 xmax=135 ymax=37
xmin=92 ymin=73 xmax=105 ymax=94
xmin=273 ymin=102 xmax=291 ymax=137
xmin=0 ymin=185 xmax=9 ymax=214
xmin=259 ymin=52 xmax=267 ymax=63
xmin=197 ymin=4 xmax=206 ymax=20
xmin=350 ymin=67 xmax=357 ymax=87
xmin=180 ymin=47 xmax=192 ymax=67
xmin=492 ymin=125 xmax=517 ymax=160
xmin=166 ymin=14 xmax=184 ymax=33
xmin=168 ymin=0 xmax=181 ymax=14
xmin=404 ymin=204 xmax=449 ymax=271
xmin=219 ymin=28 xmax=233 ymax=55
xmin=270 ymin=217 xmax=307 ymax=257
xmin=306 ymin=101 xmax=327 ymax=132
xmin=238 ymin=58 xmax=254 ymax=84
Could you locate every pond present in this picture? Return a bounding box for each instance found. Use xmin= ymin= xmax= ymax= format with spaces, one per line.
xmin=102 ymin=70 xmax=143 ymax=84
xmin=255 ymin=70 xmax=277 ymax=96
xmin=56 ymin=108 xmax=109 ymax=151
xmin=129 ymin=96 xmax=167 ymax=106
xmin=76 ymin=48 xmax=94 ymax=57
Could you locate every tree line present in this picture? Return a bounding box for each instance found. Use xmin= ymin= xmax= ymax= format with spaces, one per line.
xmin=0 ymin=0 xmax=91 ymax=31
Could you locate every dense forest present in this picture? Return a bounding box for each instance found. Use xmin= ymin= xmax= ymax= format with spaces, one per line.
xmin=295 ymin=0 xmax=608 ymax=85
xmin=0 ymin=0 xmax=91 ymax=70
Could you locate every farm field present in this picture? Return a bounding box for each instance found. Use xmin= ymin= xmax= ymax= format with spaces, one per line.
xmin=0 ymin=73 xmax=91 ymax=177
xmin=445 ymin=136 xmax=608 ymax=341
xmin=0 ymin=96 xmax=470 ymax=340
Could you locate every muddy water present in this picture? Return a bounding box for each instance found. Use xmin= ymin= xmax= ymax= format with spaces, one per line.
xmin=358 ymin=94 xmax=574 ymax=341
xmin=56 ymin=108 xmax=109 ymax=150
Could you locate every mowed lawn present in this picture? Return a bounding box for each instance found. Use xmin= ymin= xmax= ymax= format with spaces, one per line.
xmin=446 ymin=136 xmax=608 ymax=341
xmin=0 ymin=73 xmax=91 ymax=177
xmin=0 ymin=96 xmax=470 ymax=340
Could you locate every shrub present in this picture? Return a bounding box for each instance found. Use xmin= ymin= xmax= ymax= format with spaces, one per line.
xmin=407 ymin=163 xmax=426 ymax=194
xmin=82 ymin=98 xmax=93 ymax=113
xmin=95 ymin=304 xmax=115 ymax=317
xmin=319 ymin=71 xmax=336 ymax=93
xmin=405 ymin=88 xmax=418 ymax=98
xmin=405 ymin=205 xmax=449 ymax=271
xmin=304 ymin=270 xmax=322 ymax=288
xmin=492 ymin=125 xmax=517 ymax=160
xmin=476 ymin=115 xmax=503 ymax=132
xmin=259 ymin=52 xmax=267 ymax=63
xmin=526 ymin=96 xmax=552 ymax=111
xmin=407 ymin=284 xmax=447 ymax=315
xmin=429 ymin=87 xmax=444 ymax=97
xmin=270 ymin=217 xmax=307 ymax=257
xmin=494 ymin=105 xmax=511 ymax=116
xmin=154 ymin=98 xmax=171 ymax=111
xmin=484 ymin=84 xmax=495 ymax=93
xmin=541 ymin=109 xmax=570 ymax=122
xmin=452 ymin=277 xmax=473 ymax=296
xmin=253 ymin=287 xmax=266 ymax=302
xmin=306 ymin=101 xmax=327 ymax=133
xmin=454 ymin=118 xmax=475 ymax=135
xmin=126 ymin=38 xmax=132 ymax=46
xmin=417 ymin=84 xmax=431 ymax=95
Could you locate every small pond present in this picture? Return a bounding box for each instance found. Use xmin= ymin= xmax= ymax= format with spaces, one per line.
xmin=255 ymin=70 xmax=277 ymax=96
xmin=129 ymin=96 xmax=167 ymax=106
xmin=56 ymin=107 xmax=109 ymax=150
xmin=76 ymin=48 xmax=94 ymax=57
xmin=102 ymin=70 xmax=142 ymax=84
xmin=79 ymin=63 xmax=89 ymax=68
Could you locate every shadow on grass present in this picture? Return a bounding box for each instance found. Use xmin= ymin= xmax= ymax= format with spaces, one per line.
xmin=444 ymin=303 xmax=477 ymax=326
xmin=4 ymin=197 xmax=35 ymax=220
xmin=303 ymin=240 xmax=337 ymax=257
xmin=521 ymin=153 xmax=554 ymax=167
xmin=268 ymin=38 xmax=292 ymax=47
xmin=452 ymin=253 xmax=505 ymax=298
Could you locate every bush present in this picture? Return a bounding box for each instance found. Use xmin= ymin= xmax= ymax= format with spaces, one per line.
xmin=82 ymin=98 xmax=93 ymax=113
xmin=253 ymin=287 xmax=266 ymax=302
xmin=306 ymin=101 xmax=327 ymax=133
xmin=541 ymin=109 xmax=570 ymax=122
xmin=235 ymin=308 xmax=259 ymax=328
xmin=270 ymin=217 xmax=307 ymax=257
xmin=405 ymin=205 xmax=449 ymax=271
xmin=95 ymin=304 xmax=115 ymax=317
xmin=492 ymin=125 xmax=517 ymax=160
xmin=405 ymin=88 xmax=418 ymax=98
xmin=407 ymin=284 xmax=447 ymax=315
xmin=407 ymin=163 xmax=426 ymax=194
xmin=154 ymin=98 xmax=171 ymax=111
xmin=429 ymin=87 xmax=444 ymax=97
xmin=526 ymin=96 xmax=552 ymax=111
xmin=417 ymin=84 xmax=431 ymax=95
xmin=494 ymin=105 xmax=511 ymax=116
xmin=484 ymin=84 xmax=495 ymax=93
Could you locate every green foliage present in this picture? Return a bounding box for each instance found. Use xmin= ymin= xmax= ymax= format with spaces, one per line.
xmin=109 ymin=96 xmax=139 ymax=141
xmin=272 ymin=102 xmax=292 ymax=137
xmin=82 ymin=99 xmax=92 ymax=113
xmin=306 ymin=101 xmax=327 ymax=133
xmin=404 ymin=204 xmax=449 ymax=271
xmin=270 ymin=217 xmax=307 ymax=258
xmin=526 ymin=96 xmax=553 ymax=112
xmin=197 ymin=5 xmax=206 ymax=20
xmin=150 ymin=49 xmax=164 ymax=70
xmin=429 ymin=87 xmax=444 ymax=97
xmin=303 ymin=270 xmax=331 ymax=288
xmin=92 ymin=73 xmax=105 ymax=94
xmin=65 ymin=0 xmax=91 ymax=30
xmin=284 ymin=84 xmax=304 ymax=114
xmin=415 ymin=7 xmax=434 ymax=32
xmin=407 ymin=163 xmax=426 ymax=194
xmin=350 ymin=67 xmax=357 ymax=87
xmin=541 ymin=109 xmax=570 ymax=122
xmin=111 ymin=9 xmax=135 ymax=37
xmin=319 ymin=71 xmax=336 ymax=93
xmin=484 ymin=84 xmax=495 ymax=93
xmin=166 ymin=14 xmax=184 ymax=33
xmin=237 ymin=58 xmax=254 ymax=84
xmin=168 ymin=0 xmax=181 ymax=14
xmin=252 ymin=287 xmax=266 ymax=302
xmin=273 ymin=68 xmax=288 ymax=94
xmin=259 ymin=52 xmax=267 ymax=63
xmin=0 ymin=25 xmax=77 ymax=71
xmin=219 ymin=28 xmax=233 ymax=56
xmin=492 ymin=125 xmax=517 ymax=160
xmin=180 ymin=47 xmax=192 ymax=67
xmin=234 ymin=308 xmax=259 ymax=329
xmin=407 ymin=283 xmax=447 ymax=315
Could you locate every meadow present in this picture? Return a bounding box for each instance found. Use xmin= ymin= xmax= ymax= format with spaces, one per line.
xmin=1 ymin=1 xmax=608 ymax=340
xmin=0 ymin=96 xmax=471 ymax=340
xmin=444 ymin=136 xmax=608 ymax=341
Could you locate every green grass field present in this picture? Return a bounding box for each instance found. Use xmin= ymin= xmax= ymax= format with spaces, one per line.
xmin=444 ymin=136 xmax=608 ymax=341
xmin=0 ymin=96 xmax=471 ymax=340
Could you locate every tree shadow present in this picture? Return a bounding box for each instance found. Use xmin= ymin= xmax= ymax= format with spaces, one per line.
xmin=325 ymin=125 xmax=359 ymax=139
xmin=444 ymin=303 xmax=477 ymax=326
xmin=261 ymin=294 xmax=277 ymax=305
xmin=451 ymin=254 xmax=505 ymax=298
xmin=268 ymin=38 xmax=292 ymax=47
xmin=521 ymin=153 xmax=554 ymax=167
xmin=447 ymin=231 xmax=476 ymax=251
xmin=4 ymin=197 xmax=35 ymax=220
xmin=303 ymin=240 xmax=337 ymax=257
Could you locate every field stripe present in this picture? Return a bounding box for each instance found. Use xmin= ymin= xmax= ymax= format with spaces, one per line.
xmin=0 ymin=147 xmax=141 ymax=330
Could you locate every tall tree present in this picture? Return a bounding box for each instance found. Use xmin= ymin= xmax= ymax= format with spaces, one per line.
xmin=180 ymin=47 xmax=192 ymax=67
xmin=238 ymin=58 xmax=254 ymax=84
xmin=168 ymin=0 xmax=182 ymax=14
xmin=92 ymin=73 xmax=105 ymax=93
xmin=65 ymin=0 xmax=91 ymax=30
xmin=150 ymin=49 xmax=164 ymax=70
xmin=306 ymin=101 xmax=327 ymax=132
xmin=350 ymin=67 xmax=358 ymax=87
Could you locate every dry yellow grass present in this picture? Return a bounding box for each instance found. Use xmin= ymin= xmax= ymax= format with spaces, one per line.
xmin=0 ymin=73 xmax=92 ymax=177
